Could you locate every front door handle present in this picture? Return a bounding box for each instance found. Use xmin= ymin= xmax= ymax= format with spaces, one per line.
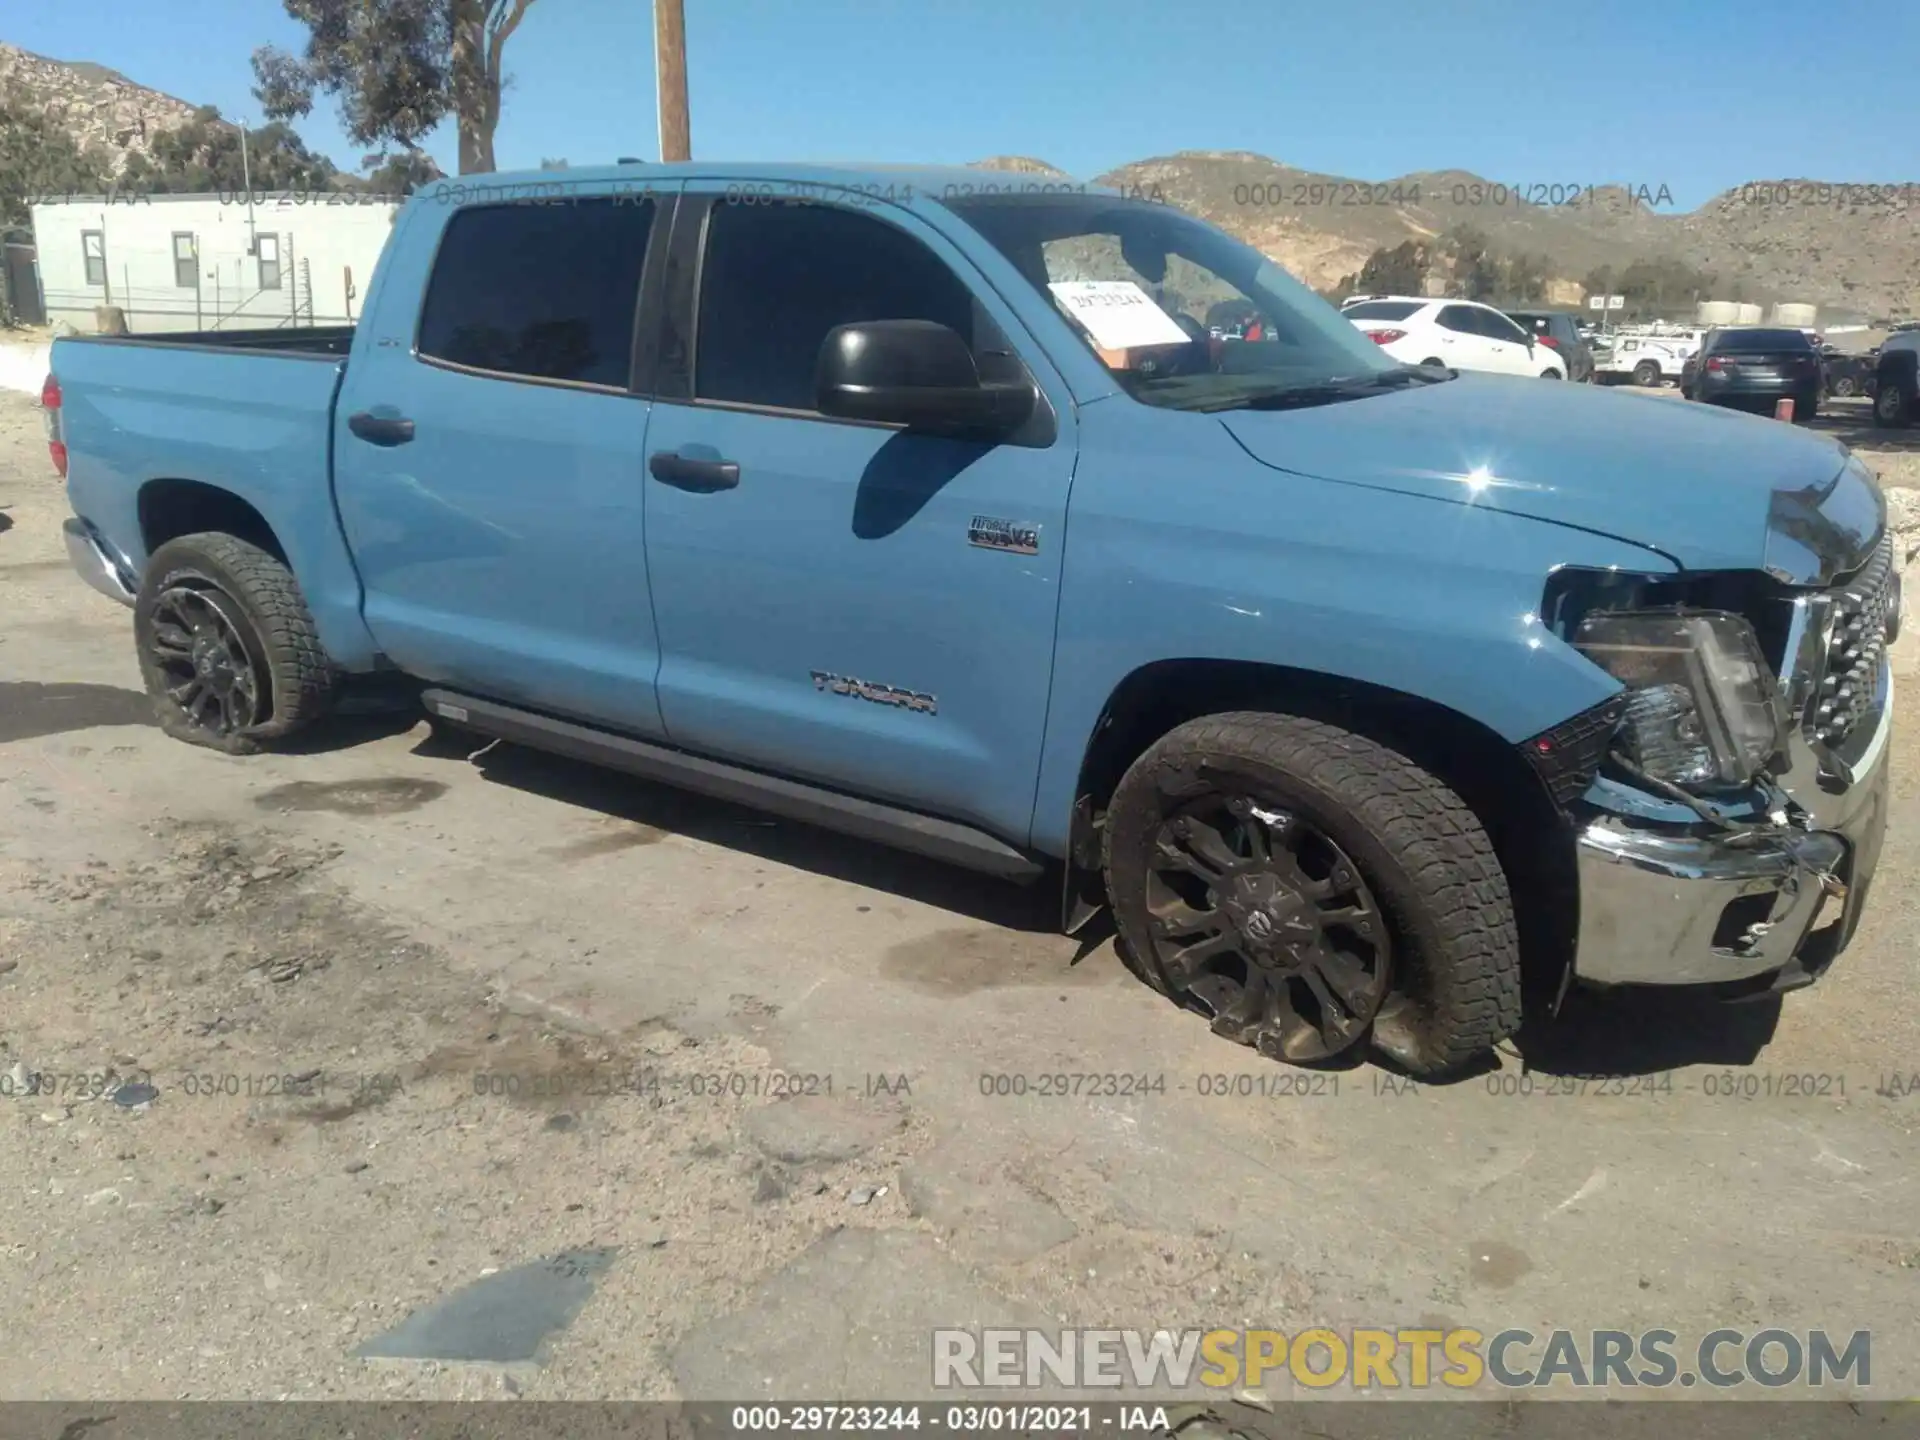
xmin=348 ymin=411 xmax=416 ymax=446
xmin=649 ymin=450 xmax=740 ymax=492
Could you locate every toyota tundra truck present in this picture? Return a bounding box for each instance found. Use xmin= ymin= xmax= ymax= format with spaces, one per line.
xmin=45 ymin=163 xmax=1897 ymax=1075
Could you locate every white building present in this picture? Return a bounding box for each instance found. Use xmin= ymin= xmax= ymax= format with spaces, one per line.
xmin=29 ymin=190 xmax=399 ymax=334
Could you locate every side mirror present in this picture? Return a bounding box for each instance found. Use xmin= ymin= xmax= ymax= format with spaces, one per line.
xmin=816 ymin=320 xmax=1034 ymax=437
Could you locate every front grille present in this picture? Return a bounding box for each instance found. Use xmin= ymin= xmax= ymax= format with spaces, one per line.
xmin=1810 ymin=533 xmax=1895 ymax=746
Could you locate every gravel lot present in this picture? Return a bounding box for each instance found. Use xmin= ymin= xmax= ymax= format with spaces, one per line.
xmin=1 ymin=384 xmax=1917 ymax=1404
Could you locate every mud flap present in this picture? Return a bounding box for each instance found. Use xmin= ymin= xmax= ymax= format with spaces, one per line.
xmin=1060 ymin=793 xmax=1107 ymax=935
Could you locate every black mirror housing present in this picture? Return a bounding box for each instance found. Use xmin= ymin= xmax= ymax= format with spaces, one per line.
xmin=816 ymin=320 xmax=1034 ymax=437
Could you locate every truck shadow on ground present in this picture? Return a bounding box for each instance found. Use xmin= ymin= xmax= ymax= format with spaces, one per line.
xmin=0 ymin=680 xmax=155 ymax=743
xmin=406 ymin=725 xmax=1781 ymax=1076
xmin=411 ymin=726 xmax=1072 ymax=936
xmin=1517 ymin=985 xmax=1781 ymax=1077
xmin=1810 ymin=405 xmax=1920 ymax=454
xmin=294 ymin=719 xmax=1783 ymax=1077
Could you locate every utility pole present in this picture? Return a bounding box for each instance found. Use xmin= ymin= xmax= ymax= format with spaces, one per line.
xmin=240 ymin=119 xmax=257 ymax=252
xmin=654 ymin=0 xmax=691 ymax=162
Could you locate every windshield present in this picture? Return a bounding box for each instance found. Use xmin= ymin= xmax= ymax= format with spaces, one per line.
xmin=940 ymin=192 xmax=1409 ymax=411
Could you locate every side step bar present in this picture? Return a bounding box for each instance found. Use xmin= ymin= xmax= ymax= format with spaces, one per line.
xmin=421 ymin=688 xmax=1045 ymax=882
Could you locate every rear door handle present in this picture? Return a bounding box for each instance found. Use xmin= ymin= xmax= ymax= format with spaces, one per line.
xmin=649 ymin=450 xmax=740 ymax=492
xmin=348 ymin=411 xmax=416 ymax=446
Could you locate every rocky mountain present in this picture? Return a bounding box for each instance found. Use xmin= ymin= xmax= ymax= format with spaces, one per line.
xmin=971 ymin=156 xmax=1070 ymax=177
xmin=1655 ymin=182 xmax=1920 ymax=318
xmin=0 ymin=42 xmax=205 ymax=174
xmin=1031 ymin=150 xmax=1916 ymax=319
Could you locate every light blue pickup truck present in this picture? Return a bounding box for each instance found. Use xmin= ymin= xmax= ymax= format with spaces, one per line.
xmin=45 ymin=163 xmax=1896 ymax=1074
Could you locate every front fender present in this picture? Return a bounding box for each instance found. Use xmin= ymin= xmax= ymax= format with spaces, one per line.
xmin=1029 ymin=401 xmax=1672 ymax=854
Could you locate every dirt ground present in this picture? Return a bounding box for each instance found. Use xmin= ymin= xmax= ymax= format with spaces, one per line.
xmin=1 ymin=386 xmax=1917 ymax=1404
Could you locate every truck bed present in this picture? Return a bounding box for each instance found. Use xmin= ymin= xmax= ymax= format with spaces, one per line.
xmin=70 ymin=324 xmax=357 ymax=358
xmin=52 ymin=323 xmax=379 ymax=668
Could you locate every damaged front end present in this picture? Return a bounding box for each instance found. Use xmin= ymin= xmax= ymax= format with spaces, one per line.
xmin=1529 ymin=454 xmax=1896 ymax=995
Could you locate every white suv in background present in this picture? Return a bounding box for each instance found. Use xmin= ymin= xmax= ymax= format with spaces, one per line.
xmin=1341 ymin=297 xmax=1565 ymax=378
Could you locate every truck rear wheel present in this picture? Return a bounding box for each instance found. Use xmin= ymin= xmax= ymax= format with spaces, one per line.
xmin=134 ymin=533 xmax=340 ymax=755
xmin=1632 ymin=359 xmax=1661 ymax=386
xmin=1875 ymin=378 xmax=1913 ymax=428
xmin=1102 ymin=711 xmax=1520 ymax=1076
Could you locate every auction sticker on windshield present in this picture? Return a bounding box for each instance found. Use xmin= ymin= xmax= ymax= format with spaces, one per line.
xmin=1048 ymin=281 xmax=1192 ymax=349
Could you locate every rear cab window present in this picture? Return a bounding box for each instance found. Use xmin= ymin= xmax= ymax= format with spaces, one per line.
xmin=1714 ymin=328 xmax=1814 ymax=353
xmin=416 ymin=196 xmax=658 ymax=389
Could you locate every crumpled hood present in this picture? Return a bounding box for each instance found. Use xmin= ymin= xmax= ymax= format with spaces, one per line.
xmin=1219 ymin=373 xmax=1869 ymax=574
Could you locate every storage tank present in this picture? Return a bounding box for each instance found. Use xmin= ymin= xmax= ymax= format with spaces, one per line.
xmin=1772 ymin=302 xmax=1818 ymax=328
xmin=1698 ymin=300 xmax=1740 ymax=325
xmin=1736 ymin=303 xmax=1763 ymax=324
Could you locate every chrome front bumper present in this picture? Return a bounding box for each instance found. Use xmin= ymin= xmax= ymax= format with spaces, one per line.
xmin=1572 ymin=663 xmax=1892 ymax=988
xmin=63 ymin=518 xmax=137 ymax=607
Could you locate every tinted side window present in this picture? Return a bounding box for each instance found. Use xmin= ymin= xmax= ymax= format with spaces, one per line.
xmin=695 ymin=202 xmax=981 ymax=411
xmin=418 ymin=198 xmax=656 ymax=388
xmin=1437 ymin=305 xmax=1479 ymax=334
xmin=1480 ymin=309 xmax=1530 ymax=344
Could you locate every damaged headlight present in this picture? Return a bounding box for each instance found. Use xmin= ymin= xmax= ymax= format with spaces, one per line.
xmin=1572 ymin=610 xmax=1787 ymax=791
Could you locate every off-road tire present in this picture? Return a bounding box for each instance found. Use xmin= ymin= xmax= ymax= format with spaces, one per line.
xmin=1875 ymin=378 xmax=1913 ymax=429
xmin=134 ymin=532 xmax=340 ymax=755
xmin=1103 ymin=711 xmax=1521 ymax=1076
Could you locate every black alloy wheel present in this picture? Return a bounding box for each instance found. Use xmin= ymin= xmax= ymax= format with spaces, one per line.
xmin=1144 ymin=790 xmax=1391 ymax=1063
xmin=1104 ymin=712 xmax=1522 ymax=1076
xmin=133 ymin=532 xmax=340 ymax=754
xmin=144 ymin=582 xmax=269 ymax=740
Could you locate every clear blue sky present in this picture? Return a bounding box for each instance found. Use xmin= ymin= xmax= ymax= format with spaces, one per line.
xmin=7 ymin=0 xmax=1917 ymax=208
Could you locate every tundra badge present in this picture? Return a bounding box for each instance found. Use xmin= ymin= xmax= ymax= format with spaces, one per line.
xmin=810 ymin=671 xmax=938 ymax=715
xmin=968 ymin=515 xmax=1041 ymax=555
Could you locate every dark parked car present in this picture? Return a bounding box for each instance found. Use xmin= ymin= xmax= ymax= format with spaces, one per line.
xmin=1874 ymin=330 xmax=1919 ymax=428
xmin=1679 ymin=327 xmax=1821 ymax=419
xmin=1820 ymin=346 xmax=1877 ymax=399
xmin=1506 ymin=309 xmax=1594 ymax=382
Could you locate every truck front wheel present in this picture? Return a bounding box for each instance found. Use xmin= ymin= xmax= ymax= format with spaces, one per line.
xmin=1875 ymin=377 xmax=1913 ymax=428
xmin=134 ymin=532 xmax=340 ymax=754
xmin=1103 ymin=711 xmax=1521 ymax=1076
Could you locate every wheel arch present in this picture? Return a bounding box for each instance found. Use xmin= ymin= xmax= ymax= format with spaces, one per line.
xmin=139 ymin=478 xmax=288 ymax=564
xmin=1061 ymin=657 xmax=1578 ymax=999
